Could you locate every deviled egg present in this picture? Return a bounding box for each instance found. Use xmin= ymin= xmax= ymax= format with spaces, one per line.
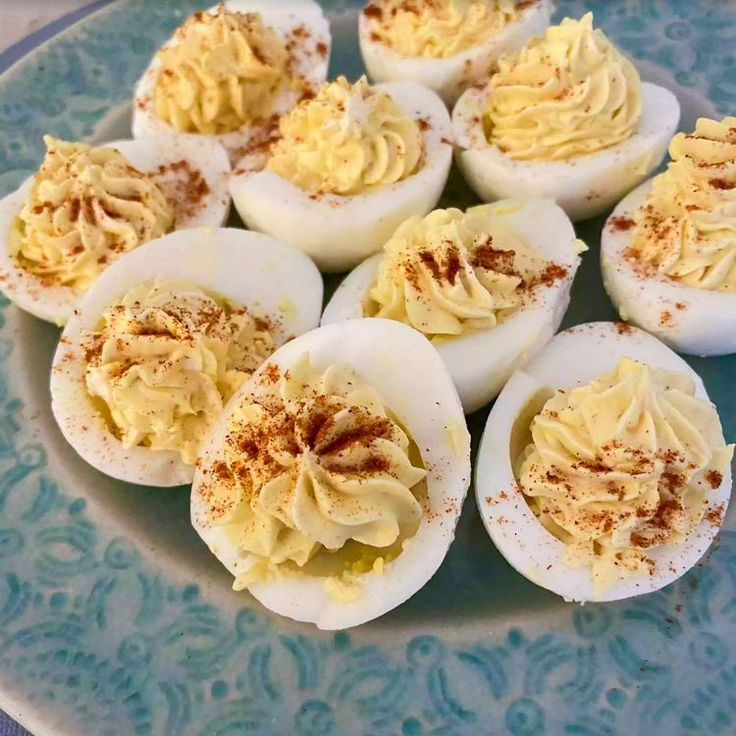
xmin=191 ymin=318 xmax=471 ymax=629
xmin=50 ymin=228 xmax=323 ymax=487
xmin=230 ymin=75 xmax=453 ymax=272
xmin=322 ymin=199 xmax=584 ymax=413
xmin=476 ymin=321 xmax=733 ymax=602
xmin=132 ymin=1 xmax=331 ymax=162
xmin=602 ymin=116 xmax=736 ymax=356
xmin=452 ymin=13 xmax=680 ymax=221
xmin=0 ymin=134 xmax=231 ymax=324
xmin=359 ymin=0 xmax=553 ymax=105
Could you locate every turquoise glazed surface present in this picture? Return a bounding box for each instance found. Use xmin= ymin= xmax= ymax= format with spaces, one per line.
xmin=1 ymin=1 xmax=736 ymax=734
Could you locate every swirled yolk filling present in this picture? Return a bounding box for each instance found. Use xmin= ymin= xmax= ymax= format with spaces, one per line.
xmin=266 ymin=76 xmax=424 ymax=196
xmin=363 ymin=0 xmax=518 ymax=59
xmin=365 ymin=205 xmax=565 ymax=339
xmin=83 ymin=279 xmax=274 ymax=465
xmin=194 ymin=353 xmax=426 ymax=598
xmin=626 ymin=116 xmax=736 ymax=292
xmin=154 ymin=7 xmax=290 ymax=135
xmin=485 ymin=13 xmax=642 ymax=161
xmin=517 ymin=357 xmax=733 ymax=591
xmin=9 ymin=137 xmax=174 ymax=291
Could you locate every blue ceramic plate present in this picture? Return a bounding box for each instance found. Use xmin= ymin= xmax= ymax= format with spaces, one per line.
xmin=1 ymin=2 xmax=735 ymax=734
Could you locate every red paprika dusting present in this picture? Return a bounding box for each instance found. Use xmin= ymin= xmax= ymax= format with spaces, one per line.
xmin=471 ymin=243 xmax=516 ymax=274
xmin=418 ymin=250 xmax=441 ymax=280
xmin=608 ymin=215 xmax=636 ymax=231
xmin=444 ymin=246 xmax=462 ymax=284
xmin=704 ymin=504 xmax=725 ymax=525
xmin=363 ymin=3 xmax=382 ymax=19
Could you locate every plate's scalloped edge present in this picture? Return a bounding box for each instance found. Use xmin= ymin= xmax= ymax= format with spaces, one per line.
xmin=1 ymin=1 xmax=736 ymax=735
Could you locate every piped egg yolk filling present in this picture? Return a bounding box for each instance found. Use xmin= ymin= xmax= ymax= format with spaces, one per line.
xmin=266 ymin=76 xmax=424 ymax=196
xmin=154 ymin=7 xmax=290 ymax=135
xmin=362 ymin=0 xmax=518 ymax=59
xmin=364 ymin=205 xmax=559 ymax=338
xmin=9 ymin=137 xmax=174 ymax=291
xmin=194 ymin=353 xmax=427 ymax=599
xmin=485 ymin=13 xmax=642 ymax=161
xmin=517 ymin=357 xmax=733 ymax=592
xmin=626 ymin=116 xmax=736 ymax=292
xmin=83 ymin=279 xmax=274 ymax=465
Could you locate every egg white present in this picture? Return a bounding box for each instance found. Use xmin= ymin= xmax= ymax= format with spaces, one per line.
xmin=132 ymin=0 xmax=331 ymax=163
xmin=50 ymin=227 xmax=323 ymax=487
xmin=0 ymin=135 xmax=231 ymax=325
xmin=359 ymin=0 xmax=553 ymax=105
xmin=191 ymin=318 xmax=471 ymax=629
xmin=453 ymin=81 xmax=680 ymax=221
xmin=322 ymin=199 xmax=582 ymax=413
xmin=602 ymin=178 xmax=736 ymax=356
xmin=475 ymin=321 xmax=732 ymax=603
xmin=230 ymin=81 xmax=453 ymax=273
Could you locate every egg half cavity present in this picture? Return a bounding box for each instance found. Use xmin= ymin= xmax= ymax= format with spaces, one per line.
xmin=50 ymin=227 xmax=323 ymax=487
xmin=191 ymin=318 xmax=471 ymax=629
xmin=358 ymin=0 xmax=553 ymax=105
xmin=475 ymin=321 xmax=732 ymax=602
xmin=132 ymin=0 xmax=331 ymax=163
xmin=322 ymin=199 xmax=583 ymax=413
xmin=602 ymin=117 xmax=736 ymax=356
xmin=452 ymin=15 xmax=680 ymax=221
xmin=0 ymin=134 xmax=231 ymax=325
xmin=230 ymin=79 xmax=453 ymax=272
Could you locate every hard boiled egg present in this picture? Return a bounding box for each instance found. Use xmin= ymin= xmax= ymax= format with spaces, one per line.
xmin=132 ymin=0 xmax=330 ymax=163
xmin=453 ymin=82 xmax=679 ymax=222
xmin=322 ymin=199 xmax=583 ymax=413
xmin=476 ymin=321 xmax=732 ymax=602
xmin=602 ymin=180 xmax=736 ymax=356
xmin=50 ymin=227 xmax=323 ymax=487
xmin=359 ymin=0 xmax=553 ymax=105
xmin=452 ymin=15 xmax=680 ymax=221
xmin=602 ymin=116 xmax=736 ymax=356
xmin=230 ymin=79 xmax=453 ymax=272
xmin=191 ymin=318 xmax=471 ymax=629
xmin=0 ymin=135 xmax=231 ymax=325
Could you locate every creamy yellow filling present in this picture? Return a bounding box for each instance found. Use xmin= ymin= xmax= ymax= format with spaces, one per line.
xmin=267 ymin=76 xmax=423 ymax=195
xmin=518 ymin=357 xmax=733 ymax=591
xmin=83 ymin=279 xmax=274 ymax=465
xmin=363 ymin=0 xmax=518 ymax=58
xmin=194 ymin=353 xmax=426 ymax=591
xmin=154 ymin=7 xmax=290 ymax=135
xmin=9 ymin=137 xmax=173 ymax=291
xmin=366 ymin=205 xmax=546 ymax=338
xmin=628 ymin=116 xmax=736 ymax=292
xmin=486 ymin=13 xmax=642 ymax=161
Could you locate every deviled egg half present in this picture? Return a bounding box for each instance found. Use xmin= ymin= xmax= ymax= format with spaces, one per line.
xmin=358 ymin=0 xmax=553 ymax=105
xmin=602 ymin=116 xmax=736 ymax=356
xmin=322 ymin=199 xmax=584 ymax=413
xmin=132 ymin=0 xmax=331 ymax=162
xmin=230 ymin=75 xmax=453 ymax=272
xmin=191 ymin=318 xmax=471 ymax=629
xmin=0 ymin=134 xmax=231 ymax=324
xmin=50 ymin=228 xmax=322 ymax=487
xmin=476 ymin=321 xmax=733 ymax=602
xmin=452 ymin=13 xmax=680 ymax=221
